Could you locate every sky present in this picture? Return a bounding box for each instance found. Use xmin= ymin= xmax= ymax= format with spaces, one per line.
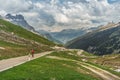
xmin=0 ymin=0 xmax=120 ymax=32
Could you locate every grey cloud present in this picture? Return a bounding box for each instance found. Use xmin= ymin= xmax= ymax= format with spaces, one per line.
xmin=91 ymin=20 xmax=101 ymax=23
xmin=39 ymin=10 xmax=56 ymax=26
xmin=0 ymin=0 xmax=32 ymax=13
xmin=59 ymin=0 xmax=88 ymax=3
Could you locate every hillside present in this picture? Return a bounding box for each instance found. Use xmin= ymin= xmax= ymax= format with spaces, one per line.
xmin=66 ymin=22 xmax=120 ymax=55
xmin=0 ymin=19 xmax=55 ymax=59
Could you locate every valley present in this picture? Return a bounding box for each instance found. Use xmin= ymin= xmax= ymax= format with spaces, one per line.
xmin=0 ymin=0 xmax=120 ymax=80
xmin=0 ymin=17 xmax=120 ymax=80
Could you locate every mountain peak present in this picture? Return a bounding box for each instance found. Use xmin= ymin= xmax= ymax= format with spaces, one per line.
xmin=4 ymin=13 xmax=35 ymax=31
xmin=5 ymin=14 xmax=24 ymax=21
xmin=16 ymin=14 xmax=24 ymax=19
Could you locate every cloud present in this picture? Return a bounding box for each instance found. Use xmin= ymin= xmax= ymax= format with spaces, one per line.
xmin=0 ymin=10 xmax=7 ymax=16
xmin=34 ymin=2 xmax=44 ymax=8
xmin=0 ymin=0 xmax=32 ymax=13
xmin=107 ymin=0 xmax=120 ymax=3
xmin=0 ymin=0 xmax=120 ymax=32
xmin=54 ymin=13 xmax=69 ymax=23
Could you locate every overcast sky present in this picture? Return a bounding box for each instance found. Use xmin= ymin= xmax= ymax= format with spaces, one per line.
xmin=0 ymin=0 xmax=120 ymax=32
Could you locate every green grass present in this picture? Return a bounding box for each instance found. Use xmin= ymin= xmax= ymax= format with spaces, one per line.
xmin=48 ymin=51 xmax=82 ymax=61
xmin=0 ymin=44 xmax=52 ymax=60
xmin=82 ymin=51 xmax=95 ymax=56
xmin=0 ymin=57 xmax=98 ymax=80
xmin=0 ymin=40 xmax=24 ymax=48
xmin=0 ymin=40 xmax=26 ymax=59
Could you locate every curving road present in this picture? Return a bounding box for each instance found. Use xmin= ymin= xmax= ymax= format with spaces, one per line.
xmin=0 ymin=51 xmax=52 ymax=72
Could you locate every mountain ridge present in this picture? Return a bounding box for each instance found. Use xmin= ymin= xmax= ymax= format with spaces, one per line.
xmin=51 ymin=27 xmax=98 ymax=44
xmin=4 ymin=14 xmax=35 ymax=31
xmin=66 ymin=22 xmax=120 ymax=55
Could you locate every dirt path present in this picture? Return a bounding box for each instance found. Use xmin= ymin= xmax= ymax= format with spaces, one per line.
xmin=46 ymin=56 xmax=120 ymax=80
xmin=80 ymin=64 xmax=120 ymax=80
xmin=0 ymin=51 xmax=52 ymax=72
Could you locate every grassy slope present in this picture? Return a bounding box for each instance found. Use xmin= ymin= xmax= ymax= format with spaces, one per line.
xmin=0 ymin=19 xmax=56 ymax=59
xmin=0 ymin=19 xmax=55 ymax=46
xmin=0 ymin=53 xmax=98 ymax=80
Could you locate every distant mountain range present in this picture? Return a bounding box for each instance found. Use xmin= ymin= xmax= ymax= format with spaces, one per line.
xmin=1 ymin=14 xmax=101 ymax=44
xmin=51 ymin=27 xmax=98 ymax=44
xmin=66 ymin=22 xmax=120 ymax=55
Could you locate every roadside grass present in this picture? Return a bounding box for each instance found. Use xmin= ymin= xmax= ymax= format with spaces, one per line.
xmin=0 ymin=45 xmax=52 ymax=60
xmin=0 ymin=57 xmax=99 ymax=80
xmin=0 ymin=40 xmax=26 ymax=59
xmin=0 ymin=39 xmax=52 ymax=60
